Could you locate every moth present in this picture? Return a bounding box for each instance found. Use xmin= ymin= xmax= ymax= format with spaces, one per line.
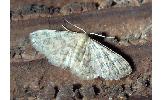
xmin=30 ymin=20 xmax=132 ymax=80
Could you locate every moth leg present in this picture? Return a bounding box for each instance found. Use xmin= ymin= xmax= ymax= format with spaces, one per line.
xmin=104 ymin=36 xmax=118 ymax=44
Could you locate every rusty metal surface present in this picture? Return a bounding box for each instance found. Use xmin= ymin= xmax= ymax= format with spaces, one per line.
xmin=10 ymin=1 xmax=152 ymax=99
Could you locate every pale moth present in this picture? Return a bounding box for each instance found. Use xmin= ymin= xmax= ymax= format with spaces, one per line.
xmin=30 ymin=20 xmax=132 ymax=80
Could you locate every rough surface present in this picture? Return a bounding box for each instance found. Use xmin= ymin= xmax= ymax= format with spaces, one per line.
xmin=11 ymin=0 xmax=152 ymax=99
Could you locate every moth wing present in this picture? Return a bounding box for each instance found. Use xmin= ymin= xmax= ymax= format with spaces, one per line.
xmin=30 ymin=30 xmax=85 ymax=68
xmin=71 ymin=39 xmax=132 ymax=80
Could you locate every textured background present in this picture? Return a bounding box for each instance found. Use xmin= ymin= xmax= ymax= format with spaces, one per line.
xmin=11 ymin=0 xmax=152 ymax=99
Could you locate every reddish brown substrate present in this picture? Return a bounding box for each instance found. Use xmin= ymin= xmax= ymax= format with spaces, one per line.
xmin=11 ymin=0 xmax=152 ymax=99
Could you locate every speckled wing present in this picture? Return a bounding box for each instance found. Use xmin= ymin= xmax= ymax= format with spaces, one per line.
xmin=30 ymin=30 xmax=132 ymax=80
xmin=71 ymin=38 xmax=132 ymax=80
xmin=30 ymin=30 xmax=86 ymax=69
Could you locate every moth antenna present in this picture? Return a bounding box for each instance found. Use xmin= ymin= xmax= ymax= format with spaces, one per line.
xmin=62 ymin=25 xmax=71 ymax=32
xmin=106 ymin=36 xmax=115 ymax=39
xmin=64 ymin=19 xmax=87 ymax=34
xmin=89 ymin=33 xmax=106 ymax=38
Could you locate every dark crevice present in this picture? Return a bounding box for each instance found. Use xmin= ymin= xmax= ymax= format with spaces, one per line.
xmin=75 ymin=89 xmax=83 ymax=99
xmin=10 ymin=50 xmax=16 ymax=58
xmin=92 ymin=85 xmax=100 ymax=95
xmin=144 ymin=79 xmax=150 ymax=87
xmin=73 ymin=83 xmax=82 ymax=92
xmin=48 ymin=6 xmax=60 ymax=14
xmin=111 ymin=1 xmax=117 ymax=6
xmin=24 ymin=87 xmax=37 ymax=97
xmin=72 ymin=84 xmax=83 ymax=99
xmin=94 ymin=2 xmax=100 ymax=9
xmin=54 ymin=86 xmax=59 ymax=98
